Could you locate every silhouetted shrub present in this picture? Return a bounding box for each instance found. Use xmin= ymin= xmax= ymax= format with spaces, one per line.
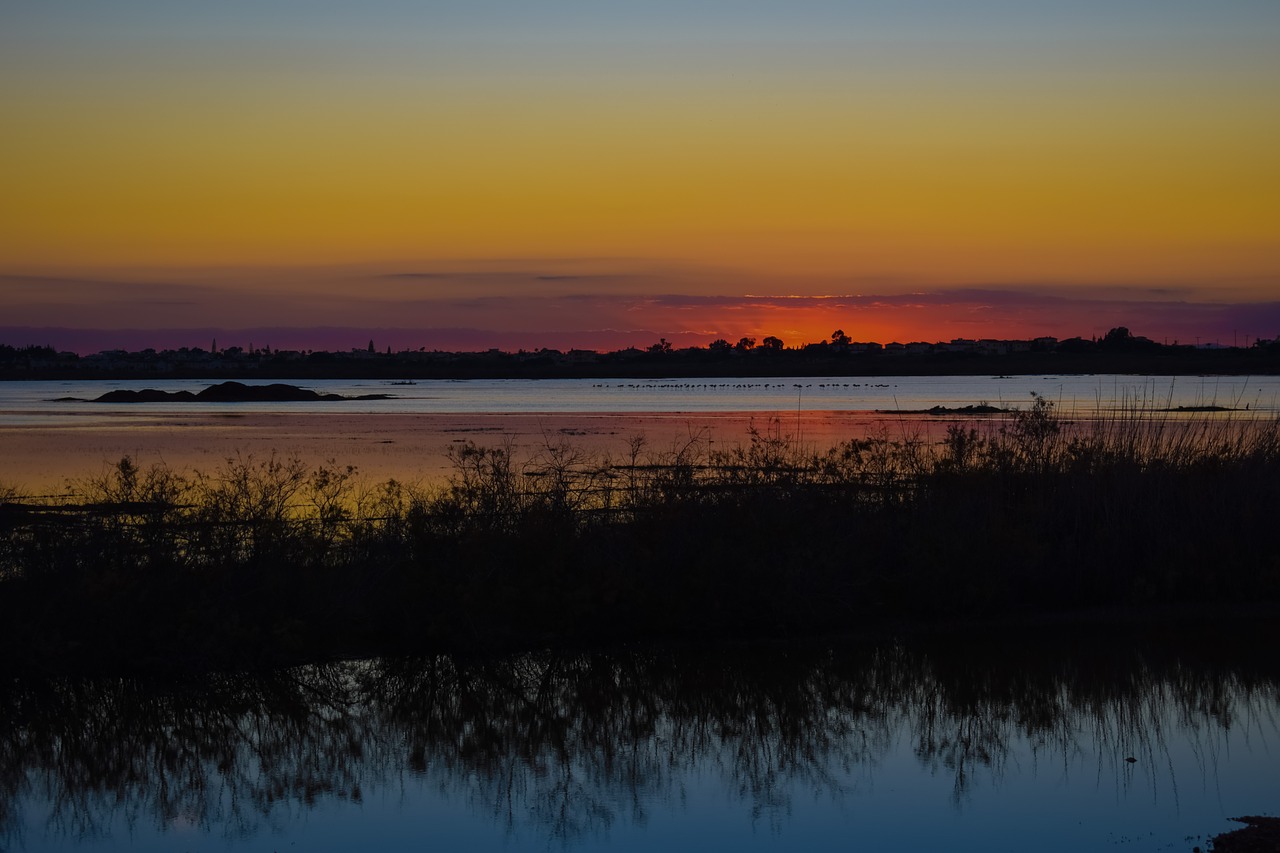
xmin=1 ymin=403 xmax=1278 ymax=673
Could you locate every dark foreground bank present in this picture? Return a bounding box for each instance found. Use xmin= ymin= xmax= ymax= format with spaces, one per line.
xmin=1 ymin=400 xmax=1278 ymax=675
xmin=1208 ymin=817 xmax=1280 ymax=852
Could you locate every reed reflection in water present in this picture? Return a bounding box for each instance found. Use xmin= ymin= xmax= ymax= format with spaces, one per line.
xmin=2 ymin=634 xmax=1278 ymax=851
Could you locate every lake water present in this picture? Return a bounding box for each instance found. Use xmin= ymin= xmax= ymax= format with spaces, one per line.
xmin=3 ymin=630 xmax=1276 ymax=852
xmin=3 ymin=373 xmax=1279 ymax=495
xmin=3 ymin=376 xmax=1278 ymax=850
xmin=3 ymin=374 xmax=1280 ymax=421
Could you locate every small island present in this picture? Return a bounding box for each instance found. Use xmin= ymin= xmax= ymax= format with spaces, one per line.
xmin=876 ymin=404 xmax=1010 ymax=415
xmin=92 ymin=380 xmax=393 ymax=403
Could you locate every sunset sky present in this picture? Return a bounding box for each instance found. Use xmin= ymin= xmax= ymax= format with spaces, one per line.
xmin=3 ymin=2 xmax=1278 ymax=352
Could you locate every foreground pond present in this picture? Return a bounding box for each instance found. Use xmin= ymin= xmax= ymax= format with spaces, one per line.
xmin=3 ymin=628 xmax=1277 ymax=851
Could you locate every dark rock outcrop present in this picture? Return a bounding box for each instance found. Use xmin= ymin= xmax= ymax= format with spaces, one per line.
xmin=95 ymin=389 xmax=199 ymax=403
xmin=195 ymin=381 xmax=342 ymax=402
xmin=94 ymin=381 xmax=391 ymax=403
xmin=1206 ymin=816 xmax=1280 ymax=853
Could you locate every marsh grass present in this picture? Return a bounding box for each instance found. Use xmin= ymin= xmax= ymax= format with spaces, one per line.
xmin=1 ymin=398 xmax=1278 ymax=672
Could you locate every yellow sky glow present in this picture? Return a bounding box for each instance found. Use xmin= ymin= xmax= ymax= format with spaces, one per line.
xmin=3 ymin=6 xmax=1278 ymax=351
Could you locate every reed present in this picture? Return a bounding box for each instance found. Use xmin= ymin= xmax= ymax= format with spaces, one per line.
xmin=1 ymin=400 xmax=1277 ymax=672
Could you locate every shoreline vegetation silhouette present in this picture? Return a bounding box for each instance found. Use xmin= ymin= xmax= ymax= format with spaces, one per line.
xmin=3 ymin=326 xmax=1279 ymax=380
xmin=1 ymin=396 xmax=1277 ymax=676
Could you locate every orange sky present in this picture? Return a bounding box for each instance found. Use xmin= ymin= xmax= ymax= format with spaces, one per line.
xmin=2 ymin=3 xmax=1278 ymax=350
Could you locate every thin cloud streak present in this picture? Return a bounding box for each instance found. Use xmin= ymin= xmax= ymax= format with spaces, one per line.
xmin=4 ymin=288 xmax=1279 ymax=355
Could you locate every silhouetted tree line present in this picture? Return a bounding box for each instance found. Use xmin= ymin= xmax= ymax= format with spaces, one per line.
xmin=0 ymin=344 xmax=57 ymax=361
xmin=3 ymin=329 xmax=1278 ymax=379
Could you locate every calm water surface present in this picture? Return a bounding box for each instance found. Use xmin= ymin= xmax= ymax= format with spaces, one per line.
xmin=4 ymin=634 xmax=1277 ymax=852
xmin=3 ymin=376 xmax=1277 ymax=850
xmin=2 ymin=374 xmax=1279 ymax=423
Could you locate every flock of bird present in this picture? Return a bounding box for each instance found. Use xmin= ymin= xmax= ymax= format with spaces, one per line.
xmin=592 ymin=382 xmax=896 ymax=390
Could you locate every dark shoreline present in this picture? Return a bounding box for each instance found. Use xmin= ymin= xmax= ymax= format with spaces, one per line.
xmin=1208 ymin=816 xmax=1280 ymax=852
xmin=5 ymin=347 xmax=1279 ymax=381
